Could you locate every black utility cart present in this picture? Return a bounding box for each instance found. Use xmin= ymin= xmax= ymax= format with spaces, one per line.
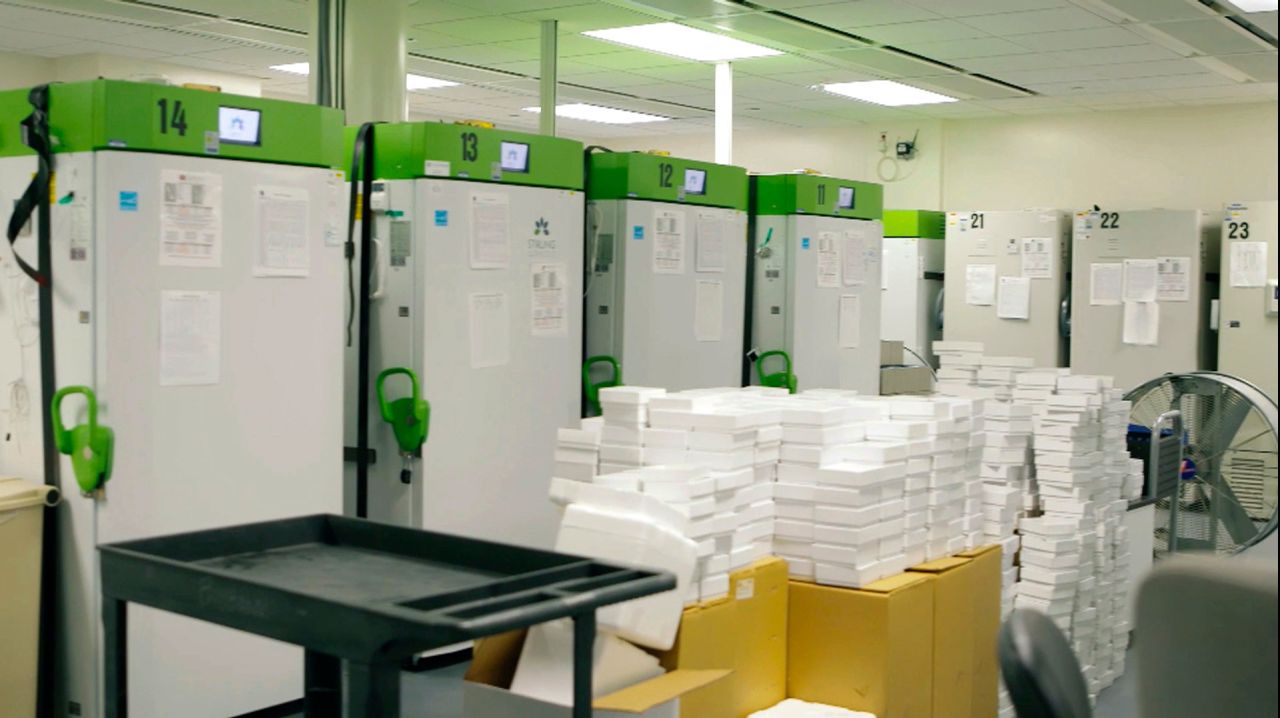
xmin=99 ymin=514 xmax=675 ymax=717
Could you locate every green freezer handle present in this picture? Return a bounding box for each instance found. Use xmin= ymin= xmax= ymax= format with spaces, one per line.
xmin=376 ymin=367 xmax=430 ymax=454
xmin=756 ymin=350 xmax=797 ymax=394
xmin=51 ymin=386 xmax=114 ymax=494
xmin=583 ymin=355 xmax=622 ymax=416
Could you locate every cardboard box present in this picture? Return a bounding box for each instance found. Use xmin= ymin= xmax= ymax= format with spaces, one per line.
xmin=787 ymin=573 xmax=934 ymax=717
xmin=880 ymin=340 xmax=905 ymax=365
xmin=465 ymin=629 xmax=727 ymax=718
xmin=957 ymin=545 xmax=1003 ymax=718
xmin=908 ymin=556 xmax=976 ymax=718
xmin=660 ymin=557 xmax=789 ymax=718
xmin=881 ymin=366 xmax=934 ymax=396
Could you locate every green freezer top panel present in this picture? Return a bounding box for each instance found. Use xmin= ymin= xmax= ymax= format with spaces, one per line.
xmin=0 ymin=80 xmax=343 ymax=167
xmin=752 ymin=173 xmax=882 ymax=221
xmin=884 ymin=209 xmax=945 ymax=238
xmin=587 ymin=152 xmax=748 ymax=210
xmin=355 ymin=122 xmax=583 ymax=190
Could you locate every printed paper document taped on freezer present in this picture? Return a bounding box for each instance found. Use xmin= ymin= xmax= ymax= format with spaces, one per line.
xmin=160 ymin=169 xmax=222 ymax=267
xmin=1122 ymin=259 xmax=1158 ymax=302
xmin=253 ymin=185 xmax=311 ymax=276
xmin=966 ymin=264 xmax=997 ymax=306
xmin=470 ymin=192 xmax=511 ymax=269
xmin=997 ymin=276 xmax=1031 ymax=320
xmin=1089 ymin=263 xmax=1123 ymax=306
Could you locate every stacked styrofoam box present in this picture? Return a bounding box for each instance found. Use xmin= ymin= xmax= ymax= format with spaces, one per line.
xmin=554 ymin=420 xmax=603 ymax=482
xmin=773 ymin=396 xmax=878 ymax=582
xmin=598 ymin=387 xmax=667 ymax=474
xmin=977 ymin=355 xmax=1035 ymax=402
xmin=894 ymin=396 xmax=969 ymax=561
xmin=933 ymin=340 xmax=985 ymax=395
xmin=646 ymin=389 xmax=783 ymax=602
xmin=808 ymin=401 xmax=917 ymax=589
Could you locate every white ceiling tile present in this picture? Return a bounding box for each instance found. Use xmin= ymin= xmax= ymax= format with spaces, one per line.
xmin=184 ymin=45 xmax=302 ymax=67
xmin=406 ymin=1 xmax=497 ymax=25
xmin=1007 ymin=26 xmax=1146 ymax=52
xmin=1152 ymin=82 xmax=1278 ymax=101
xmin=764 ymin=67 xmax=883 ymax=85
xmin=890 ymin=36 xmax=1031 ymax=61
xmin=559 ymin=70 xmax=665 ymax=87
xmin=824 ymin=47 xmax=954 ymax=77
xmin=731 ymin=54 xmax=839 ymax=77
xmin=507 ymin=3 xmax=659 ymax=31
xmin=703 ymin=13 xmax=862 ymax=52
xmin=854 ymin=19 xmax=990 ymax=45
xmin=1050 ymin=43 xmax=1184 ymax=66
xmin=785 ymin=1 xmax=941 ymax=29
xmin=0 ymin=25 xmax=76 ymax=52
xmin=734 ymin=75 xmax=833 ymax=101
xmin=1147 ymin=18 xmax=1272 ymax=55
xmin=1209 ymin=53 xmax=1278 ymax=82
xmin=1080 ymin=0 xmax=1213 ymax=23
xmin=429 ymin=16 xmax=541 ymax=43
xmin=107 ymin=27 xmax=254 ymax=55
xmin=907 ymin=0 xmax=1068 ymax=18
xmin=1245 ymin=11 xmax=1277 ymax=35
xmin=958 ymin=7 xmax=1114 ymax=35
xmin=1034 ymin=72 xmax=1236 ymax=94
xmin=912 ymin=73 xmax=1029 ymax=99
xmin=36 ymin=39 xmax=165 ymax=59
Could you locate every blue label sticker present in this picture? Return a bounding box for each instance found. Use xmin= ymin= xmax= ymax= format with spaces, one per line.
xmin=434 ymin=210 xmax=448 ymax=227
xmin=801 ymin=237 xmax=810 ymax=249
xmin=118 ymin=191 xmax=138 ymax=211
xmin=633 ymin=225 xmax=644 ymax=240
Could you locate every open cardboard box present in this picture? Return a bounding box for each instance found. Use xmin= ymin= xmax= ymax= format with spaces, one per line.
xmin=465 ymin=628 xmax=729 ymax=718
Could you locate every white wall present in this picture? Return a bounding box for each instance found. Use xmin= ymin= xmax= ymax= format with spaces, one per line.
xmin=593 ymin=121 xmax=942 ymax=210
xmin=0 ymin=51 xmax=263 ymax=96
xmin=596 ymin=102 xmax=1278 ymax=213
xmin=0 ymin=51 xmax=53 ymax=91
xmin=940 ymin=102 xmax=1278 ymax=211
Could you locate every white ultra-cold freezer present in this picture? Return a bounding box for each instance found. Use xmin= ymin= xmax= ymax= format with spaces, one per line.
xmin=345 ymin=123 xmax=583 ymax=549
xmin=750 ymin=174 xmax=885 ymax=393
xmin=881 ymin=209 xmax=945 ymax=369
xmin=583 ymin=151 xmax=749 ymax=395
xmin=1218 ymin=201 xmax=1277 ymax=401
xmin=0 ymin=81 xmax=346 ymax=718
xmin=943 ymin=209 xmax=1071 ymax=367
xmin=1070 ymin=208 xmax=1219 ymax=390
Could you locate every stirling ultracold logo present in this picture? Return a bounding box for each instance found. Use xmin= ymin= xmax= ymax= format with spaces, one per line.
xmin=529 ymin=217 xmax=556 ymax=253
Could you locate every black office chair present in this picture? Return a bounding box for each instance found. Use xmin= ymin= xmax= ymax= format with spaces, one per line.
xmin=999 ymin=608 xmax=1093 ymax=718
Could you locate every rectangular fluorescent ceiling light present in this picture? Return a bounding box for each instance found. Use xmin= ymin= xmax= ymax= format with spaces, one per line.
xmin=583 ymin=22 xmax=783 ymax=62
xmin=523 ymin=103 xmax=669 ymax=125
xmin=819 ymin=80 xmax=957 ymax=106
xmin=405 ymin=74 xmax=459 ymax=90
xmin=268 ymin=63 xmax=459 ymax=89
xmin=1228 ymin=0 xmax=1277 ymax=11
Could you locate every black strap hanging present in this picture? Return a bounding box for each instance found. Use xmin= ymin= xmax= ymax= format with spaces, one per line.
xmin=4 ymin=82 xmax=61 ymax=718
xmin=347 ymin=123 xmax=376 ymax=518
xmin=5 ymin=84 xmax=52 ymax=285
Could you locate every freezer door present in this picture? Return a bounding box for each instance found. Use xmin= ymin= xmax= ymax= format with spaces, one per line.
xmin=415 ymin=180 xmax=584 ymax=549
xmin=92 ymin=151 xmax=345 ymax=717
xmin=787 ymin=215 xmax=884 ymax=393
xmin=1070 ymin=209 xmax=1210 ymax=389
xmin=1219 ymin=201 xmax=1278 ymax=401
xmin=613 ymin=200 xmax=747 ymax=390
xmin=943 ymin=210 xmax=1069 ymax=367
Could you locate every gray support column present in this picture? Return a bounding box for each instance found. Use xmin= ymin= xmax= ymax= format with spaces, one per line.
xmin=343 ymin=0 xmax=408 ymax=124
xmin=540 ymin=19 xmax=558 ymax=136
xmin=308 ymin=0 xmax=342 ymax=107
xmin=715 ymin=61 xmax=733 ymax=164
